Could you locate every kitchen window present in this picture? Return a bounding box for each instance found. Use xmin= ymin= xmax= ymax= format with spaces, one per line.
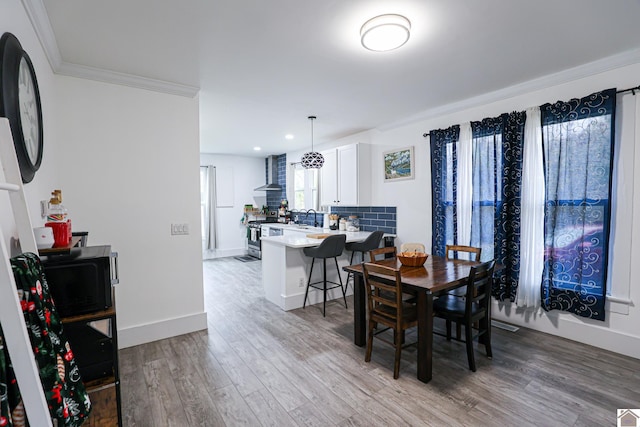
xmin=290 ymin=163 xmax=319 ymax=211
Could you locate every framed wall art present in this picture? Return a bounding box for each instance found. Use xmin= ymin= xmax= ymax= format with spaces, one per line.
xmin=383 ymin=146 xmax=414 ymax=182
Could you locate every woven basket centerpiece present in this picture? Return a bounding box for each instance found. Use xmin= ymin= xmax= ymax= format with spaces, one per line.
xmin=397 ymin=252 xmax=428 ymax=267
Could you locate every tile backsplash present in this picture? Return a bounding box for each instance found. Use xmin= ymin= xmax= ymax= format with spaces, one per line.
xmin=330 ymin=206 xmax=396 ymax=234
xmin=266 ymin=154 xmax=287 ymax=209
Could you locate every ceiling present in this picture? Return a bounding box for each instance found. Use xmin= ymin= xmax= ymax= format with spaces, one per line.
xmin=38 ymin=0 xmax=640 ymax=156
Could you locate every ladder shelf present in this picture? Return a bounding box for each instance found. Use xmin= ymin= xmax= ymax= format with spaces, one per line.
xmin=0 ymin=117 xmax=53 ymax=426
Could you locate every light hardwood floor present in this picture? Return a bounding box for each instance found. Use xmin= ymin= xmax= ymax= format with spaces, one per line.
xmin=119 ymin=257 xmax=640 ymax=426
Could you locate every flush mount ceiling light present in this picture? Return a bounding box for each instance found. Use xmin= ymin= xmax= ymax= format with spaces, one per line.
xmin=360 ymin=14 xmax=411 ymax=52
xmin=300 ymin=116 xmax=324 ymax=169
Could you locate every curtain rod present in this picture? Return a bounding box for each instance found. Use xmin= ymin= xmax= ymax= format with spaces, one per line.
xmin=422 ymin=85 xmax=640 ymax=138
xmin=617 ymin=85 xmax=640 ymax=95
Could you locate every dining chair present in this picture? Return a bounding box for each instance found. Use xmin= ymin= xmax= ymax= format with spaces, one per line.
xmin=369 ymin=246 xmax=397 ymax=262
xmin=345 ymin=230 xmax=384 ymax=292
xmin=362 ymin=262 xmax=418 ymax=379
xmin=433 ymin=260 xmax=496 ymax=372
xmin=444 ymin=244 xmax=483 ymax=339
xmin=400 ymin=242 xmax=425 ymax=253
xmin=302 ymin=234 xmax=348 ymax=317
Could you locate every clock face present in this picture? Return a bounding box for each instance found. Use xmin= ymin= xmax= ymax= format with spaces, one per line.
xmin=18 ymin=56 xmax=41 ymax=166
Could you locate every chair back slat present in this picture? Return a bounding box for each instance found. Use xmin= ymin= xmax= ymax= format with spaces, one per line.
xmin=362 ymin=262 xmax=403 ymax=327
xmin=369 ymin=246 xmax=397 ymax=262
xmin=400 ymin=242 xmax=425 ymax=253
xmin=465 ymin=260 xmax=495 ymax=312
xmin=446 ymin=244 xmax=482 ymax=262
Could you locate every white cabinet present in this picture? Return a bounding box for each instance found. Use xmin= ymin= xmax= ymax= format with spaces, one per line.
xmin=320 ymin=143 xmax=370 ymax=206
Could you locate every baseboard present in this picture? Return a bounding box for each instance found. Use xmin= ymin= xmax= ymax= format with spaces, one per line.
xmin=203 ymin=247 xmax=246 ymax=259
xmin=492 ymin=302 xmax=640 ymax=359
xmin=117 ymin=312 xmax=208 ymax=348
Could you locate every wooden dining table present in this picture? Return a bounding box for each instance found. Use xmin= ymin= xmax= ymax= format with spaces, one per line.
xmin=343 ymin=254 xmax=480 ymax=383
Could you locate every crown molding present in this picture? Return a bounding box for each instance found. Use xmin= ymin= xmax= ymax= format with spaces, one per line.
xmin=380 ymin=48 xmax=640 ymax=131
xmin=21 ymin=0 xmax=62 ymax=69
xmin=56 ymin=62 xmax=200 ymax=97
xmin=21 ymin=0 xmax=199 ymax=98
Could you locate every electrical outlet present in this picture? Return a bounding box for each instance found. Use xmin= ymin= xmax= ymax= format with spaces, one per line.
xmin=171 ymin=223 xmax=190 ymax=235
xmin=299 ymin=277 xmax=304 ymax=287
xmin=40 ymin=200 xmax=48 ymax=218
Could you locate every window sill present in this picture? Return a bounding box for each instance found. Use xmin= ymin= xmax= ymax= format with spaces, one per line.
xmin=607 ymin=295 xmax=633 ymax=315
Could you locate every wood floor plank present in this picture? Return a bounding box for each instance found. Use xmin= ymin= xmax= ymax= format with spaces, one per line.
xmin=118 ymin=346 xmax=151 ymax=427
xmin=228 ymin=339 xmax=309 ymax=412
xmin=142 ymin=358 xmax=189 ymax=426
xmin=243 ymin=388 xmax=299 ymax=427
xmin=210 ymin=384 xmax=262 ymax=426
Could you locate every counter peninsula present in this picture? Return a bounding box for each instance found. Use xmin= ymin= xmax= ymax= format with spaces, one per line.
xmin=260 ymin=226 xmax=372 ymax=311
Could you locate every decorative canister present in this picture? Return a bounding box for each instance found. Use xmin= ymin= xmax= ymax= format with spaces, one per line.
xmin=347 ymin=215 xmax=359 ymax=232
xmin=339 ymin=218 xmax=346 ymax=231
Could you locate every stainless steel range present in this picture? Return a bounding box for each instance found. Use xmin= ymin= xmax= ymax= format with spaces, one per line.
xmin=247 ymin=219 xmax=277 ymax=259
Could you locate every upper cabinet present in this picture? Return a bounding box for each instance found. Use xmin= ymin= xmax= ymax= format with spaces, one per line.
xmin=320 ymin=143 xmax=370 ymax=206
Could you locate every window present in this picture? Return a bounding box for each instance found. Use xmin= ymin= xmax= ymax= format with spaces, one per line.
xmin=431 ymin=89 xmax=614 ymax=319
xmin=540 ymin=88 xmax=616 ymax=320
xmin=290 ymin=163 xmax=318 ymax=211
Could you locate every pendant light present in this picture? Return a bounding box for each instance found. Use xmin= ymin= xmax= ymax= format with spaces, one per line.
xmin=301 ymin=115 xmax=324 ymax=169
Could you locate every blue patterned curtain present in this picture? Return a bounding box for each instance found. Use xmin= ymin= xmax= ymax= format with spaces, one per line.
xmin=430 ymin=125 xmax=460 ymax=257
xmin=470 ymin=112 xmax=525 ymax=301
xmin=540 ymin=88 xmax=616 ymax=321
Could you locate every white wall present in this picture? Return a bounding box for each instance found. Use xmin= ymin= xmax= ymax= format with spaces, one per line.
xmin=53 ymin=76 xmax=205 ymax=348
xmin=1 ymin=0 xmax=206 ymax=351
xmin=200 ymin=154 xmax=265 ymax=258
xmin=0 ymin=0 xmax=62 ymax=248
xmin=335 ymin=62 xmax=640 ymax=359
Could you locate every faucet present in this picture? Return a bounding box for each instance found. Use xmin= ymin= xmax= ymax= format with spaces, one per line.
xmin=305 ymin=209 xmax=318 ymax=227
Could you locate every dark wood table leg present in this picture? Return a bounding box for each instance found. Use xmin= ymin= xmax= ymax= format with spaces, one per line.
xmin=416 ymin=291 xmax=433 ymax=383
xmin=353 ymin=273 xmax=366 ymax=347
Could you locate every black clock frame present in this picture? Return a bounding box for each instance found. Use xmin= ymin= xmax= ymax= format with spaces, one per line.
xmin=0 ymin=32 xmax=44 ymax=183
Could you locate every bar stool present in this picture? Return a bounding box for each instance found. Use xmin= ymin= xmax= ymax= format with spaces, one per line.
xmin=303 ymin=234 xmax=347 ymax=317
xmin=345 ymin=231 xmax=384 ymax=291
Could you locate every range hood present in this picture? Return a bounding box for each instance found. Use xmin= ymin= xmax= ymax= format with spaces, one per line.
xmin=254 ymin=155 xmax=283 ymax=191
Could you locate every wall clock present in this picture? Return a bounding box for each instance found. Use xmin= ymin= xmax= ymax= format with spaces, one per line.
xmin=0 ymin=32 xmax=43 ymax=183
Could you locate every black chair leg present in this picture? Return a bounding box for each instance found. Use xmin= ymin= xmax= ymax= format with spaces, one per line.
xmin=334 ymin=257 xmax=347 ymax=309
xmin=322 ymin=258 xmax=327 ymax=317
xmin=481 ymin=313 xmax=492 ymax=359
xmin=346 ymin=251 xmax=355 ymax=291
xmin=303 ymin=258 xmax=315 ymax=309
xmin=465 ymin=321 xmax=476 ymax=372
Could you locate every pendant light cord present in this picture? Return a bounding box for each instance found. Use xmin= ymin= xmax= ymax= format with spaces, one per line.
xmin=308 ymin=115 xmax=316 ymax=151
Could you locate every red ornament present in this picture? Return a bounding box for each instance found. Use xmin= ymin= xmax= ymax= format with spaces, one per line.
xmin=28 ymin=301 xmax=36 ymax=312
xmin=0 ymin=416 xmax=8 ymax=426
xmin=64 ymin=351 xmax=74 ymax=361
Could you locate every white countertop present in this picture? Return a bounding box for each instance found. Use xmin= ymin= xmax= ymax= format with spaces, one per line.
xmin=260 ymin=229 xmax=373 ymax=248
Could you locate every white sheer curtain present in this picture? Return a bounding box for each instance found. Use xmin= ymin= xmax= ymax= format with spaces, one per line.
xmin=201 ymin=165 xmax=217 ymax=252
xmin=456 ymin=122 xmax=473 ymax=253
xmin=516 ymin=107 xmax=545 ymax=309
